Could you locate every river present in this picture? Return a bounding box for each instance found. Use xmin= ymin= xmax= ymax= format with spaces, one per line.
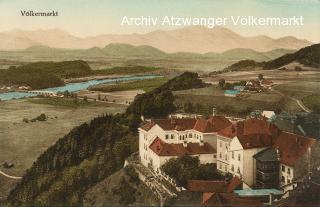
xmin=0 ymin=75 xmax=160 ymax=101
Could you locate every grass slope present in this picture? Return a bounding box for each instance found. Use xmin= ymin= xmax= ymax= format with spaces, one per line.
xmin=89 ymin=77 xmax=168 ymax=92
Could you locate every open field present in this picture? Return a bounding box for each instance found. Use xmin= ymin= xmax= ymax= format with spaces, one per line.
xmin=274 ymin=81 xmax=320 ymax=99
xmin=77 ymin=89 xmax=143 ymax=105
xmin=203 ymin=68 xmax=320 ymax=85
xmin=302 ymin=95 xmax=320 ymax=113
xmin=89 ymin=77 xmax=168 ymax=93
xmin=174 ymin=86 xmax=301 ymax=116
xmin=0 ymin=99 xmax=126 ymax=200
xmin=28 ymin=97 xmax=113 ymax=108
xmin=196 ymin=68 xmax=320 ymax=115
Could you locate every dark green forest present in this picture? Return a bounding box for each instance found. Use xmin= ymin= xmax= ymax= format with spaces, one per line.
xmin=221 ymin=43 xmax=320 ymax=71
xmin=263 ymin=43 xmax=320 ymax=69
xmin=0 ymin=60 xmax=92 ymax=89
xmin=7 ymin=72 xmax=205 ymax=206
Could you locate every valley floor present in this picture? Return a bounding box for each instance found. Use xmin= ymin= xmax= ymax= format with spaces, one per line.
xmin=0 ymin=99 xmax=126 ymax=201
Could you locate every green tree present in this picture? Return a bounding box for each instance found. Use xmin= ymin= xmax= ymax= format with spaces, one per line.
xmin=218 ymin=78 xmax=225 ymax=88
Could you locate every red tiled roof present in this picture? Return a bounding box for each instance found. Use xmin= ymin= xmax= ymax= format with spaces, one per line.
xmin=149 ymin=137 xmax=216 ymax=156
xmin=261 ymin=79 xmax=273 ymax=85
xmin=140 ymin=121 xmax=155 ymax=131
xmin=153 ymin=118 xmax=197 ymax=131
xmin=203 ymin=192 xmax=215 ymax=204
xmin=218 ymin=118 xmax=281 ymax=149
xmin=194 ymin=116 xmax=232 ymax=133
xmin=188 ymin=180 xmax=228 ymax=193
xmin=227 ymin=177 xmax=242 ymax=193
xmin=188 ymin=177 xmax=242 ymax=193
xmin=204 ymin=193 xmax=262 ymax=207
xmin=141 ymin=116 xmax=231 ymax=133
xmin=273 ymin=132 xmax=316 ymax=166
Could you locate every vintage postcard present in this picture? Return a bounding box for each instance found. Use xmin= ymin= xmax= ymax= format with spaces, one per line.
xmin=0 ymin=0 xmax=319 ymax=206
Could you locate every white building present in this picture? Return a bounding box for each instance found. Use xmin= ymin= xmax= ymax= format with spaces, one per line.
xmin=216 ymin=118 xmax=281 ymax=186
xmin=138 ymin=114 xmax=318 ymax=189
xmin=139 ymin=116 xmax=232 ymax=171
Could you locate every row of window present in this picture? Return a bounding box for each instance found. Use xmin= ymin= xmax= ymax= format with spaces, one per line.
xmin=218 ymin=140 xmax=229 ymax=149
xmin=230 ymin=164 xmax=241 ymax=174
xmin=165 ymin=133 xmax=202 ymax=140
xmin=218 ymin=162 xmax=228 ymax=172
xmin=281 ymin=176 xmax=291 ymax=184
xmin=281 ymin=165 xmax=291 ymax=175
xmin=231 ymin=151 xmax=241 ymax=161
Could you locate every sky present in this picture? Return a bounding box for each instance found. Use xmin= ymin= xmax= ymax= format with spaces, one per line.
xmin=0 ymin=0 xmax=319 ymax=42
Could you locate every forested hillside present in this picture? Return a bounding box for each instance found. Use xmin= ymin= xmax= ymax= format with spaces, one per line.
xmin=264 ymin=43 xmax=320 ymax=69
xmin=221 ymin=44 xmax=320 ymax=71
xmin=7 ymin=72 xmax=206 ymax=206
xmin=0 ymin=60 xmax=92 ymax=89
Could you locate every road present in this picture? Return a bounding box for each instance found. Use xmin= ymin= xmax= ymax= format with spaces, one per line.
xmin=0 ymin=170 xmax=22 ymax=180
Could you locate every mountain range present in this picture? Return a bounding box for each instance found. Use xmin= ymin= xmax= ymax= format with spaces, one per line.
xmin=0 ymin=26 xmax=312 ymax=53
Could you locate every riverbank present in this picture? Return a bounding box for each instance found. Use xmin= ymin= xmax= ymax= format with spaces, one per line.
xmin=0 ymin=75 xmax=161 ymax=101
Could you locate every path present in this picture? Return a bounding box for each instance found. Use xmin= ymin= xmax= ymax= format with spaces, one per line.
xmin=0 ymin=170 xmax=22 ymax=180
xmin=271 ymin=88 xmax=311 ymax=113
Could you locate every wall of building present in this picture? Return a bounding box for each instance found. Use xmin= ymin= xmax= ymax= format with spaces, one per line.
xmin=229 ymin=138 xmax=244 ymax=178
xmin=217 ymin=135 xmax=232 ymax=173
xmin=280 ymin=164 xmax=294 ymax=187
xmin=242 ymin=147 xmax=267 ymax=186
xmin=203 ymin=134 xmax=218 ymax=150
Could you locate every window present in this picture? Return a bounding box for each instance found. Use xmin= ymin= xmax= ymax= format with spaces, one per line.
xmin=225 ymin=154 xmax=228 ymax=160
xmin=232 ymin=152 xmax=234 ymax=159
xmin=171 ymin=134 xmax=174 ymax=139
xmin=213 ymin=154 xmax=216 ymax=158
xmin=225 ymin=165 xmax=228 ymax=171
xmin=220 ymin=141 xmax=222 ymax=147
xmin=189 ymin=134 xmax=192 ymax=138
xmin=219 ymin=163 xmax=222 ymax=169
xmin=287 ymin=168 xmax=291 ymax=175
xmin=238 ymin=154 xmax=241 ymax=161
xmin=282 ymin=165 xmax=285 ymax=172
xmin=165 ymin=135 xmax=169 ymax=139
xmin=219 ymin=153 xmax=222 ymax=158
xmin=231 ymin=165 xmax=234 ymax=172
xmin=287 ymin=179 xmax=291 ymax=184
xmin=281 ymin=176 xmax=285 ymax=183
xmin=237 ymin=167 xmax=240 ymax=174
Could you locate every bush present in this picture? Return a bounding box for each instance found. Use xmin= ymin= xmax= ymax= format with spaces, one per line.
xmin=125 ymin=165 xmax=140 ymax=184
xmin=161 ymin=156 xmax=224 ymax=187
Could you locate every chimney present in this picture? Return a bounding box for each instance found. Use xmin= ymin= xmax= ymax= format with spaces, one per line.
xmin=212 ymin=107 xmax=216 ymax=116
xmin=183 ymin=141 xmax=188 ymax=148
xmin=231 ymin=125 xmax=235 ymax=133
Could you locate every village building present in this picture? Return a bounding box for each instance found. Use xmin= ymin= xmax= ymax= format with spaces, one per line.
xmin=216 ymin=118 xmax=281 ymax=186
xmin=138 ymin=113 xmax=318 ymax=191
xmin=139 ymin=116 xmax=232 ymax=171
xmin=187 ymin=178 xmax=262 ymax=206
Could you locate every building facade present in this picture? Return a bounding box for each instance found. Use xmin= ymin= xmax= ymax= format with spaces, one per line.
xmin=139 ymin=115 xmax=318 ymax=189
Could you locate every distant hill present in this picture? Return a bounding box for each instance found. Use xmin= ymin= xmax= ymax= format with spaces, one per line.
xmin=223 ymin=44 xmax=320 ymax=71
xmin=224 ymin=60 xmax=266 ymax=71
xmin=2 ymin=44 xmax=294 ymax=63
xmin=263 ymin=43 xmax=320 ymax=69
xmin=0 ymin=26 xmax=312 ymax=53
xmin=102 ymin=43 xmax=167 ymax=57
